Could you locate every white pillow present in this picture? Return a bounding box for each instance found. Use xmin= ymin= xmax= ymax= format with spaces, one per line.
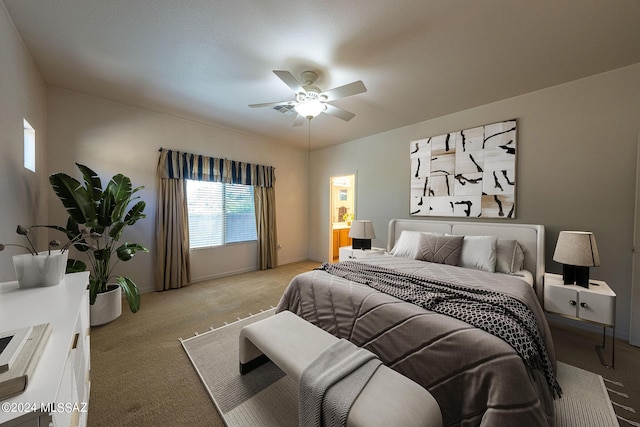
xmin=390 ymin=231 xmax=443 ymax=259
xmin=495 ymin=239 xmax=525 ymax=274
xmin=458 ymin=235 xmax=498 ymax=272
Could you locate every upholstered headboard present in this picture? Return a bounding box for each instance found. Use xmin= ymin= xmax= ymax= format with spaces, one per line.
xmin=387 ymin=219 xmax=545 ymax=299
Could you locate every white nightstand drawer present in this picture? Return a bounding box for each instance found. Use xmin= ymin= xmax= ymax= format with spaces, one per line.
xmin=579 ymin=290 xmax=615 ymax=326
xmin=544 ymin=284 xmax=578 ymax=318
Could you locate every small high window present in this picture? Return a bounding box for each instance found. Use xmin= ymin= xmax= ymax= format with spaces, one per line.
xmin=23 ymin=119 xmax=35 ymax=172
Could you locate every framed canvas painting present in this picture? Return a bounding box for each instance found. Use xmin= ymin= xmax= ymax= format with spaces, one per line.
xmin=410 ymin=119 xmax=516 ymax=218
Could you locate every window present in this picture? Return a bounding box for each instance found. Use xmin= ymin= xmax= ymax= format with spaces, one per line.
xmin=186 ymin=179 xmax=257 ymax=248
xmin=23 ymin=119 xmax=35 ymax=172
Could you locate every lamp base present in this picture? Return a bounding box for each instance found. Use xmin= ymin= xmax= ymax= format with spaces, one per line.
xmin=562 ymin=264 xmax=590 ymax=288
xmin=352 ymin=238 xmax=372 ymax=250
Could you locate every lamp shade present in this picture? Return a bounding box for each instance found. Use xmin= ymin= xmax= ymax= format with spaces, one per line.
xmin=553 ymin=231 xmax=600 ymax=267
xmin=349 ymin=220 xmax=376 ymax=239
xmin=294 ymin=101 xmax=326 ymax=118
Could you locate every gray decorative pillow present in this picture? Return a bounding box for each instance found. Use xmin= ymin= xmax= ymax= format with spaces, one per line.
xmin=496 ymin=239 xmax=526 ymax=274
xmin=415 ymin=234 xmax=464 ymax=265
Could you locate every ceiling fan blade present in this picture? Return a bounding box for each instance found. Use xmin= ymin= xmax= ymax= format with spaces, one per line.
xmin=273 ymin=70 xmax=306 ymax=93
xmin=292 ymin=115 xmax=307 ymax=127
xmin=249 ymin=100 xmax=294 ymax=108
xmin=321 ymin=80 xmax=367 ymax=101
xmin=323 ymin=104 xmax=356 ymax=121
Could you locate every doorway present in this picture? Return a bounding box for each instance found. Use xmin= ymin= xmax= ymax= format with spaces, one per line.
xmin=329 ymin=174 xmax=356 ymax=262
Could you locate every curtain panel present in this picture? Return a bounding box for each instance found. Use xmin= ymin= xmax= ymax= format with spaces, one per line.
xmin=155 ymin=150 xmax=191 ymax=291
xmin=155 ymin=149 xmax=277 ymax=290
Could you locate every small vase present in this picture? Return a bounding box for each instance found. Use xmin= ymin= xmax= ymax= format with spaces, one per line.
xmin=90 ymin=285 xmax=122 ymax=326
xmin=13 ymin=250 xmax=68 ymax=288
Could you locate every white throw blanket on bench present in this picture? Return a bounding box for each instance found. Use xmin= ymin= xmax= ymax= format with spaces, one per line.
xmin=299 ymin=338 xmax=382 ymax=427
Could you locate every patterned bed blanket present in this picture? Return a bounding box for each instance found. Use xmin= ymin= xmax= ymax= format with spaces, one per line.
xmin=275 ymin=255 xmax=557 ymax=427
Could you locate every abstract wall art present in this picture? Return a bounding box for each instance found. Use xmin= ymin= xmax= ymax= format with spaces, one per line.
xmin=410 ymin=119 xmax=517 ymax=218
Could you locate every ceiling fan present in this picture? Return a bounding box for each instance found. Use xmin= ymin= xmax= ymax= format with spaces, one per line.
xmin=249 ymin=70 xmax=367 ymax=126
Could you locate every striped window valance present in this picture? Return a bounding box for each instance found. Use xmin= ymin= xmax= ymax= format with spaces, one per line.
xmin=158 ymin=149 xmax=275 ymax=187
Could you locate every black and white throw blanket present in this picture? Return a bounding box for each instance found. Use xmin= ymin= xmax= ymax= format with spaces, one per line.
xmin=316 ymin=261 xmax=562 ymax=398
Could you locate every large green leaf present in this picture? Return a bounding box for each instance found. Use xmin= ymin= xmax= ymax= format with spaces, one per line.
xmin=116 ymin=242 xmax=149 ymax=261
xmin=106 ymin=175 xmax=133 ymax=223
xmin=106 ymin=173 xmax=131 ymax=200
xmin=97 ymin=191 xmax=115 ymax=227
xmin=76 ymin=163 xmax=103 ymax=203
xmin=116 ymin=276 xmax=141 ymax=313
xmin=125 ymin=201 xmax=147 ymax=225
xmin=88 ymin=277 xmax=102 ymax=305
xmin=109 ymin=221 xmax=126 ymax=241
xmin=66 ymin=259 xmax=87 ymax=273
xmin=49 ymin=173 xmax=95 ymax=225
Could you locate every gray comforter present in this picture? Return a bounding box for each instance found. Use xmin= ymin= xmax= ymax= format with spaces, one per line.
xmin=275 ymin=255 xmax=556 ymax=427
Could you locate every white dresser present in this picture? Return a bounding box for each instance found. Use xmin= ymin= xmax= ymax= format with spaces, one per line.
xmin=0 ymin=272 xmax=90 ymax=427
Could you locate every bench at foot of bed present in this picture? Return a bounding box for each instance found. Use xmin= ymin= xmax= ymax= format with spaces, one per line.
xmin=239 ymin=310 xmax=442 ymax=427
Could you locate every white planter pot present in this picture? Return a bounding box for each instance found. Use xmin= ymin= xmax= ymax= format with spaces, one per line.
xmin=13 ymin=250 xmax=68 ymax=288
xmin=90 ymin=285 xmax=122 ymax=326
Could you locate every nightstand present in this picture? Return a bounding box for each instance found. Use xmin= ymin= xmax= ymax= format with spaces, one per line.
xmin=339 ymin=246 xmax=385 ymax=262
xmin=544 ymin=273 xmax=616 ymax=368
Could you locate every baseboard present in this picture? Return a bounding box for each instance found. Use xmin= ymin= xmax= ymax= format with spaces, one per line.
xmin=138 ymin=258 xmax=318 ymax=294
xmin=276 ymin=256 xmax=312 ymax=265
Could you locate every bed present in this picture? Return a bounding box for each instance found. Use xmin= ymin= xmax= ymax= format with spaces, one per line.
xmin=276 ymin=219 xmax=557 ymax=427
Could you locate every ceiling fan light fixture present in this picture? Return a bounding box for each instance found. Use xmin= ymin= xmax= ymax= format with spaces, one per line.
xmin=250 ymin=69 xmax=366 ymax=124
xmin=294 ymin=100 xmax=326 ymax=119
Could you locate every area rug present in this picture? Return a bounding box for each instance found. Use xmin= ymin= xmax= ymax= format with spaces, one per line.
xmin=181 ymin=309 xmax=619 ymax=427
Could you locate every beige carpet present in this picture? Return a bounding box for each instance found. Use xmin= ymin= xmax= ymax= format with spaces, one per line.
xmin=182 ymin=309 xmax=619 ymax=427
xmin=87 ymin=261 xmax=319 ymax=427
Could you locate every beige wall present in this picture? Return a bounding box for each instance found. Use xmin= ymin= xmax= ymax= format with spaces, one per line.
xmin=46 ymin=87 xmax=309 ymax=292
xmin=309 ymin=64 xmax=640 ymax=340
xmin=0 ymin=4 xmax=48 ymax=282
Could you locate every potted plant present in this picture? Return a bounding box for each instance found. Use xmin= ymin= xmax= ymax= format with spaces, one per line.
xmin=0 ymin=225 xmax=83 ymax=288
xmin=48 ymin=163 xmax=149 ymax=325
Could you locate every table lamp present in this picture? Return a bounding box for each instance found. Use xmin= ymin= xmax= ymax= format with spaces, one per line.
xmin=552 ymin=231 xmax=600 ymax=288
xmin=349 ymin=220 xmax=376 ymax=250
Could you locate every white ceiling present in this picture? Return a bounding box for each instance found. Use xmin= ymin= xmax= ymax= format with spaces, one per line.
xmin=4 ymin=0 xmax=640 ymax=150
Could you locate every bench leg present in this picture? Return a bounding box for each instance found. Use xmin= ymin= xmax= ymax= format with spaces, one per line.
xmin=239 ymin=332 xmax=270 ymax=374
xmin=239 ymin=354 xmax=270 ymax=374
